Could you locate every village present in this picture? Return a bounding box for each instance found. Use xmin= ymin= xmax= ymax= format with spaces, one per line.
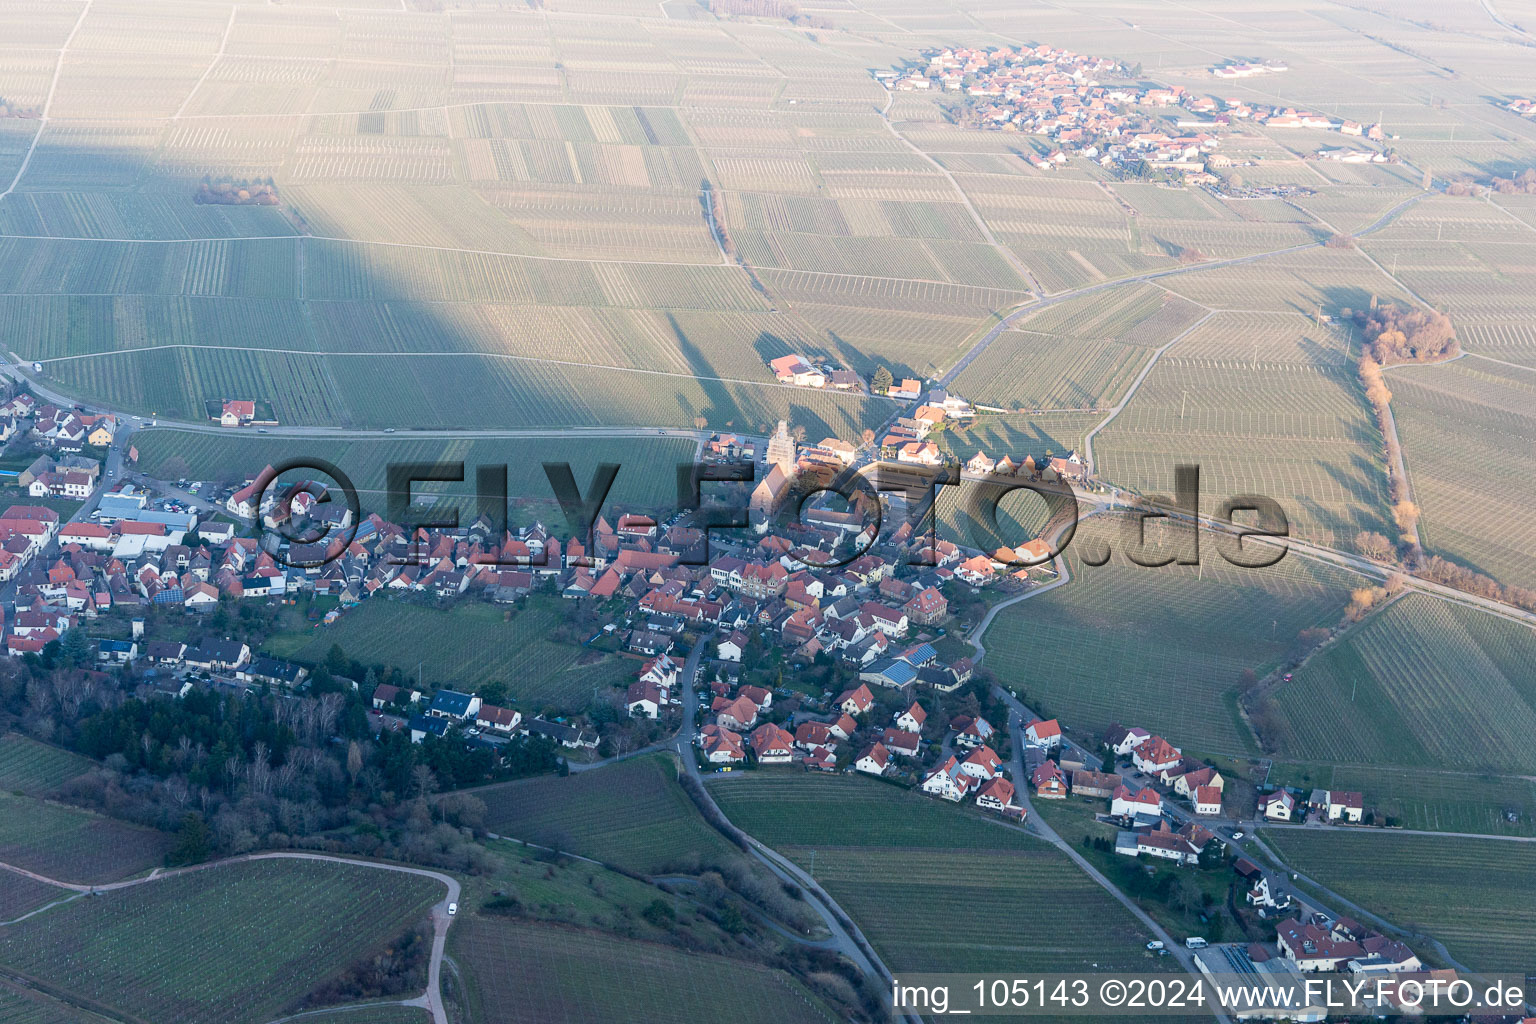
xmin=874 ymin=44 xmax=1392 ymax=180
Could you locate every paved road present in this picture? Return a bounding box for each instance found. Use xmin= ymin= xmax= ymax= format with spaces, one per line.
xmin=0 ymin=851 xmax=460 ymax=1024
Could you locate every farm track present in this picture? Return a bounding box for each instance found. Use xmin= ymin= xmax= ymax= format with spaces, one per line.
xmin=0 ymin=852 xmax=459 ymax=1024
xmin=0 ymin=1 xmax=93 ymax=203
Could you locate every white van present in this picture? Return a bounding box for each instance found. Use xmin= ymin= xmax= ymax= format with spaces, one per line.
xmin=1185 ymin=937 xmax=1208 ymax=949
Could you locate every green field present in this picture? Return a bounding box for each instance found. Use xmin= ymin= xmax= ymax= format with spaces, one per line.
xmin=265 ymin=598 xmax=633 ymax=711
xmin=1262 ymin=829 xmax=1536 ymax=972
xmin=981 ymin=539 xmax=1361 ymax=753
xmin=1266 ymin=595 xmax=1536 ymax=774
xmin=455 ymin=917 xmax=838 ymax=1024
xmin=0 ymin=857 xmax=442 ymax=1024
xmin=0 ymin=735 xmax=95 ymax=796
xmin=707 ymin=773 xmax=1164 ymax=975
xmin=0 ymin=793 xmax=173 ymax=884
xmin=474 ymin=754 xmax=737 ymax=876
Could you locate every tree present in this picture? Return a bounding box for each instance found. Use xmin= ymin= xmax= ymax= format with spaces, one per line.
xmin=1170 ymin=875 xmax=1203 ymax=914
xmin=872 ymin=366 xmax=894 ymax=394
xmin=1354 ymin=530 xmax=1394 ymax=561
xmin=168 ymin=812 xmax=211 ymax=866
xmin=58 ymin=628 xmax=95 ymax=667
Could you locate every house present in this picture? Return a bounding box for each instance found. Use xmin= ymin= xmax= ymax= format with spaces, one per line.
xmin=1275 ymin=918 xmax=1364 ymax=972
xmin=240 ymin=657 xmax=306 ymax=687
xmin=1111 ymin=784 xmax=1162 ymax=819
xmin=893 ymin=701 xmax=926 ymax=734
xmin=220 ymin=400 xmax=256 ymax=427
xmin=768 ymin=354 xmax=827 ymax=388
xmin=950 ymin=714 xmax=995 ymax=748
xmin=1262 ymin=790 xmax=1296 ymax=821
xmin=183 ymin=581 xmax=220 ymax=610
xmin=182 ymin=640 xmax=249 ymax=671
xmin=700 ymin=724 xmax=745 ymax=763
xmin=1104 ymin=723 xmax=1151 ymax=757
xmin=879 ymin=727 xmax=921 ymax=758
xmin=1025 ymin=718 xmax=1061 ymax=750
xmin=749 ymin=723 xmax=795 ymax=764
xmin=794 ymin=720 xmax=835 ymax=751
xmin=1173 ymin=765 xmax=1223 ymax=800
xmin=713 ymin=694 xmax=759 ymax=730
xmin=1070 ymin=770 xmax=1119 ymax=799
xmin=855 ymin=742 xmax=890 ymax=776
xmin=1131 ymin=735 xmax=1181 ymax=774
xmin=1029 ymin=760 xmax=1068 ymax=799
xmin=1194 ymin=785 xmax=1223 ymax=816
xmin=1327 ymin=790 xmax=1363 ymax=823
xmin=959 ymin=744 xmax=1002 ymax=780
xmin=834 ymin=684 xmax=874 ymax=716
xmin=717 ymin=631 xmax=746 ymax=662
xmin=476 ymin=705 xmax=521 ymax=734
xmin=903 ymin=586 xmax=947 ymax=625
xmin=428 ymin=689 xmax=482 ymax=721
xmin=975 ymin=776 xmax=1023 ymax=818
xmin=408 ymin=714 xmax=450 ymax=744
xmin=1115 ymin=821 xmax=1202 ymax=866
xmin=96 ymin=639 xmax=138 ymax=664
xmin=920 ymin=755 xmax=976 ymax=800
xmin=803 ymin=746 xmax=836 ymax=771
xmin=828 ymin=713 xmax=857 ymax=741
xmin=625 ymin=680 xmax=667 ymax=718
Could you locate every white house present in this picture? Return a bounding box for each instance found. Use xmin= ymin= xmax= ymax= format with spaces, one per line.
xmin=855 ymin=742 xmax=890 ymax=776
xmin=893 ymin=701 xmax=926 ymax=734
xmin=1262 ymin=790 xmax=1296 ymax=821
xmin=958 ymin=745 xmax=1001 ymax=780
xmin=1111 ymin=784 xmax=1162 ymax=819
xmin=1025 ymin=718 xmax=1062 ymax=750
xmin=919 ymin=756 xmax=976 ymax=801
xmin=1327 ymin=791 xmax=1363 ymax=823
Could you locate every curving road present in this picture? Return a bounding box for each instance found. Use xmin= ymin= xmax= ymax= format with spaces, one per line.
xmin=0 ymin=852 xmax=460 ymax=1024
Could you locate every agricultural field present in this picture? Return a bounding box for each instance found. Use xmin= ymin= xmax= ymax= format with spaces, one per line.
xmin=1265 ymin=595 xmax=1536 ymax=774
xmin=0 ymin=857 xmax=442 ymax=1024
xmin=0 ymin=983 xmax=117 ymax=1024
xmin=707 ymin=773 xmax=1165 ymax=976
xmin=1387 ymin=359 xmax=1536 ymax=589
xmin=981 ymin=535 xmax=1363 ymax=753
xmin=454 ymin=917 xmax=838 ymax=1024
xmin=0 ymin=735 xmax=95 ymax=796
xmin=1091 ymin=310 xmax=1394 ymax=544
xmin=1262 ymin=829 xmax=1536 ymax=973
xmin=0 ymin=793 xmax=173 ymax=885
xmin=474 ymin=754 xmax=737 ymax=876
xmin=270 ymin=1009 xmax=427 ymax=1024
xmin=0 ymin=873 xmax=71 ymax=924
xmin=131 ymin=429 xmax=698 ymax=519
xmin=264 ymin=598 xmax=633 ymax=711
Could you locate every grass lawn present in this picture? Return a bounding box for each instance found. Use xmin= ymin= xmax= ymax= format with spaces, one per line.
xmin=474 ymin=754 xmax=737 ymax=876
xmin=455 ymin=917 xmax=838 ymax=1024
xmin=0 ymin=792 xmax=173 ymax=884
xmin=0 ymin=735 xmax=96 ymax=795
xmin=264 ymin=596 xmax=633 ymax=711
xmin=0 ymin=857 xmax=442 ymax=1024
xmin=0 ymin=487 xmax=83 ymax=521
xmin=1261 ymin=829 xmax=1536 ymax=972
xmin=707 ymin=773 xmax=1166 ymax=975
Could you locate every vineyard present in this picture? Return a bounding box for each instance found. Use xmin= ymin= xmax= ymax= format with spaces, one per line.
xmin=0 ymin=873 xmax=69 ymax=924
xmin=0 ymin=858 xmax=442 ymax=1024
xmin=0 ymin=983 xmax=115 ymax=1024
xmin=706 ymin=773 xmax=1165 ymax=979
xmin=454 ymin=918 xmax=839 ymax=1024
xmin=475 ymin=754 xmax=736 ymax=876
xmin=0 ymin=793 xmax=173 ymax=885
xmin=1263 ymin=829 xmax=1536 ymax=972
xmin=0 ymin=735 xmax=94 ymax=795
xmin=1388 ymin=359 xmax=1536 ymax=589
xmin=1265 ymin=762 xmax=1536 ymax=837
xmin=981 ymin=538 xmax=1361 ymax=753
xmin=1267 ymin=595 xmax=1536 ymax=773
xmin=265 ymin=599 xmax=633 ymax=710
